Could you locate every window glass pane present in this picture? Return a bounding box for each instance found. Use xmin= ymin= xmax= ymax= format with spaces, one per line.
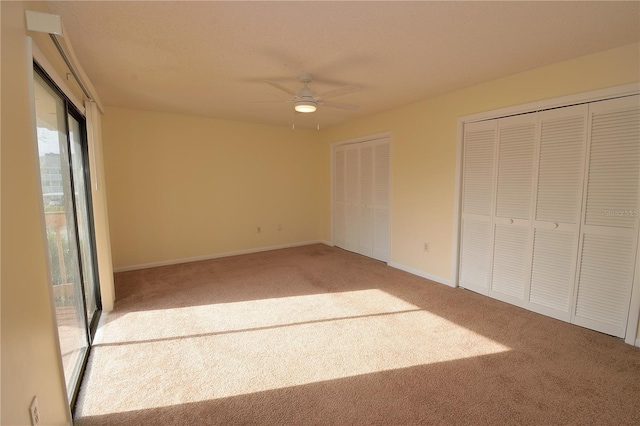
xmin=69 ymin=115 xmax=98 ymax=322
xmin=34 ymin=71 xmax=88 ymax=399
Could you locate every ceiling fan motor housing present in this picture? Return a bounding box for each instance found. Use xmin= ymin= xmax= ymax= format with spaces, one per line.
xmin=295 ymin=75 xmax=318 ymax=112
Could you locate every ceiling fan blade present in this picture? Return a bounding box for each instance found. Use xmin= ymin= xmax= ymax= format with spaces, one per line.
xmin=245 ymin=100 xmax=292 ymax=103
xmin=318 ymin=85 xmax=362 ymax=100
xmin=265 ymin=81 xmax=296 ymax=96
xmin=319 ymin=101 xmax=359 ymax=111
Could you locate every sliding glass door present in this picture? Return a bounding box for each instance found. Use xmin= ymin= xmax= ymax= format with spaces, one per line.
xmin=68 ymin=114 xmax=99 ymax=327
xmin=33 ymin=66 xmax=100 ymax=405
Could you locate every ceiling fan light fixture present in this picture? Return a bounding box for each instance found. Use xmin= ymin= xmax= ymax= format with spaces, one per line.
xmin=294 ymin=100 xmax=317 ymax=113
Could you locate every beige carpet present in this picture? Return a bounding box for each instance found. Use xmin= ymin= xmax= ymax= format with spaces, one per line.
xmin=74 ymin=244 xmax=640 ymax=425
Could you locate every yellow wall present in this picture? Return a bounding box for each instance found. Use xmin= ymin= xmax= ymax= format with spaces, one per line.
xmin=104 ymin=43 xmax=639 ymax=340
xmin=1 ymin=2 xmax=71 ymax=425
xmin=102 ymin=107 xmax=324 ymax=269
xmin=2 ymin=7 xmax=638 ymax=423
xmin=320 ymin=42 xmax=640 ymax=283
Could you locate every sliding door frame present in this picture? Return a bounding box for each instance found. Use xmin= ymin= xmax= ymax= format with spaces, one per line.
xmin=452 ymin=83 xmax=640 ymax=346
xmin=65 ymin=86 xmax=103 ymax=337
xmin=33 ymin=60 xmax=102 ymax=408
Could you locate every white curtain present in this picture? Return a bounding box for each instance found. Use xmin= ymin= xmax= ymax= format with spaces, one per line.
xmin=86 ymin=100 xmax=116 ymax=311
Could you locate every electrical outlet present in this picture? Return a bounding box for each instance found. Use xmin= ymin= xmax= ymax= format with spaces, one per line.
xmin=424 ymin=243 xmax=429 ymax=252
xmin=29 ymin=396 xmax=40 ymax=426
xmin=257 ymin=227 xmax=261 ymax=233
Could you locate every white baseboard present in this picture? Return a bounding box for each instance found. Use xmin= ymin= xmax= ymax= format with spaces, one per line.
xmin=388 ymin=262 xmax=454 ymax=287
xmin=113 ymin=240 xmax=327 ymax=273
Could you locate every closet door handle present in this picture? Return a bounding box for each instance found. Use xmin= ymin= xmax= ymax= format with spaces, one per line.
xmin=509 ymin=218 xmax=514 ymax=224
xmin=553 ymin=223 xmax=559 ymax=229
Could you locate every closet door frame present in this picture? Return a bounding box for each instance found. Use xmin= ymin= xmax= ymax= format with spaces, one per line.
xmin=453 ymin=83 xmax=640 ymax=346
xmin=331 ymin=132 xmax=392 ymax=263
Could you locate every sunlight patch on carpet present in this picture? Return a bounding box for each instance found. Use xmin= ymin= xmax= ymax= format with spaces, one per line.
xmin=79 ymin=290 xmax=510 ymax=416
xmin=95 ymin=289 xmax=422 ymax=344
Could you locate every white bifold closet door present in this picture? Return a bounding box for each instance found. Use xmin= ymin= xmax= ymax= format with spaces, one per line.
xmin=334 ymin=147 xmax=346 ymax=249
xmin=372 ymin=142 xmax=390 ymax=261
xmin=344 ymin=145 xmax=360 ymax=253
xmin=489 ymin=114 xmax=537 ymax=306
xmin=459 ymin=95 xmax=639 ymax=339
xmin=358 ymin=144 xmax=374 ymax=257
xmin=459 ymin=120 xmax=496 ymax=294
xmin=334 ymin=138 xmax=390 ymax=262
xmin=572 ymin=96 xmax=640 ymax=338
xmin=528 ymin=104 xmax=588 ymax=321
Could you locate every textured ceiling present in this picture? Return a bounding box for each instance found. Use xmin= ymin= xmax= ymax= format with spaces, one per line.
xmin=48 ymin=1 xmax=640 ymax=129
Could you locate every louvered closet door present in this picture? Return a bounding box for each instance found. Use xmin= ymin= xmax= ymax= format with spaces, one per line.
xmin=459 ymin=121 xmax=497 ymax=295
xmin=572 ymin=95 xmax=640 ymax=338
xmin=334 ymin=147 xmax=346 ymax=249
xmin=490 ymin=114 xmax=537 ymax=306
xmin=527 ymin=105 xmax=588 ymax=321
xmin=358 ymin=142 xmax=374 ymax=257
xmin=372 ymin=139 xmax=391 ymax=262
xmin=344 ymin=145 xmax=360 ymax=253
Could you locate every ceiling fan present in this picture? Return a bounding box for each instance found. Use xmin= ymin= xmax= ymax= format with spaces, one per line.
xmin=262 ymin=73 xmax=361 ymax=113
